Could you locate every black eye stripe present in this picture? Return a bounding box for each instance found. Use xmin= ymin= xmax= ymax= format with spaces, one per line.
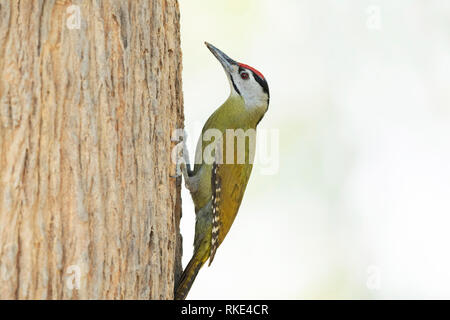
xmin=254 ymin=73 xmax=269 ymax=96
xmin=238 ymin=67 xmax=269 ymax=97
xmin=251 ymin=71 xmax=269 ymax=98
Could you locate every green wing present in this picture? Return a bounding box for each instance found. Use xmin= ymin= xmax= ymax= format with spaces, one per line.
xmin=209 ymin=162 xmax=253 ymax=264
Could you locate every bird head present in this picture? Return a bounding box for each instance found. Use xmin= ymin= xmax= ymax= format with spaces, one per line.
xmin=205 ymin=42 xmax=269 ymax=108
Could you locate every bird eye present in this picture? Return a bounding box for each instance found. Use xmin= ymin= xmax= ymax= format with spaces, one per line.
xmin=240 ymin=72 xmax=249 ymax=80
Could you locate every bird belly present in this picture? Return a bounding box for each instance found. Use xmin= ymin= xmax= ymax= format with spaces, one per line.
xmin=191 ymin=163 xmax=213 ymax=212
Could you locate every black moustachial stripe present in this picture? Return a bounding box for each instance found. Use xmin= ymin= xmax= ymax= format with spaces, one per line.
xmin=230 ymin=77 xmax=241 ymax=96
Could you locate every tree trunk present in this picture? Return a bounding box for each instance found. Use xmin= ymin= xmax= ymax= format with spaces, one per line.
xmin=0 ymin=0 xmax=183 ymax=299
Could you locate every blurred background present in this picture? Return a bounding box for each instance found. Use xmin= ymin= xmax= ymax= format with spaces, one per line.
xmin=178 ymin=0 xmax=450 ymax=299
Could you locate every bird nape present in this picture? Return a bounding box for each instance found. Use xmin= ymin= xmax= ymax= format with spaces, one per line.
xmin=174 ymin=42 xmax=269 ymax=300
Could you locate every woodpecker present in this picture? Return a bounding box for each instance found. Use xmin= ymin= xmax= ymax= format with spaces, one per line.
xmin=174 ymin=42 xmax=269 ymax=300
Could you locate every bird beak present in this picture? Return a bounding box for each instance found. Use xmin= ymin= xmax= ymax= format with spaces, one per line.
xmin=205 ymin=42 xmax=237 ymax=74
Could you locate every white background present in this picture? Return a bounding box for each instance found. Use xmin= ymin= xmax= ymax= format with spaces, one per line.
xmin=179 ymin=0 xmax=450 ymax=299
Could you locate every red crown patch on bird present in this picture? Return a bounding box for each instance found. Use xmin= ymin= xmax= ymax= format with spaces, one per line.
xmin=238 ymin=63 xmax=265 ymax=80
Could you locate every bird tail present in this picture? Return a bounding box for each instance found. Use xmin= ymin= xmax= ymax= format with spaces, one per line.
xmin=175 ymin=251 xmax=208 ymax=300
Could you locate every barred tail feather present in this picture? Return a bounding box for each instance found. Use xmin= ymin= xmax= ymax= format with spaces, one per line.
xmin=175 ymin=252 xmax=207 ymax=300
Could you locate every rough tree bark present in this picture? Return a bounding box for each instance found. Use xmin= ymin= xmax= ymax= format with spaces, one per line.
xmin=0 ymin=0 xmax=183 ymax=299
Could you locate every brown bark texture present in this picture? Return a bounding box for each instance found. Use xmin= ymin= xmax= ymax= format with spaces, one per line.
xmin=0 ymin=0 xmax=183 ymax=299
